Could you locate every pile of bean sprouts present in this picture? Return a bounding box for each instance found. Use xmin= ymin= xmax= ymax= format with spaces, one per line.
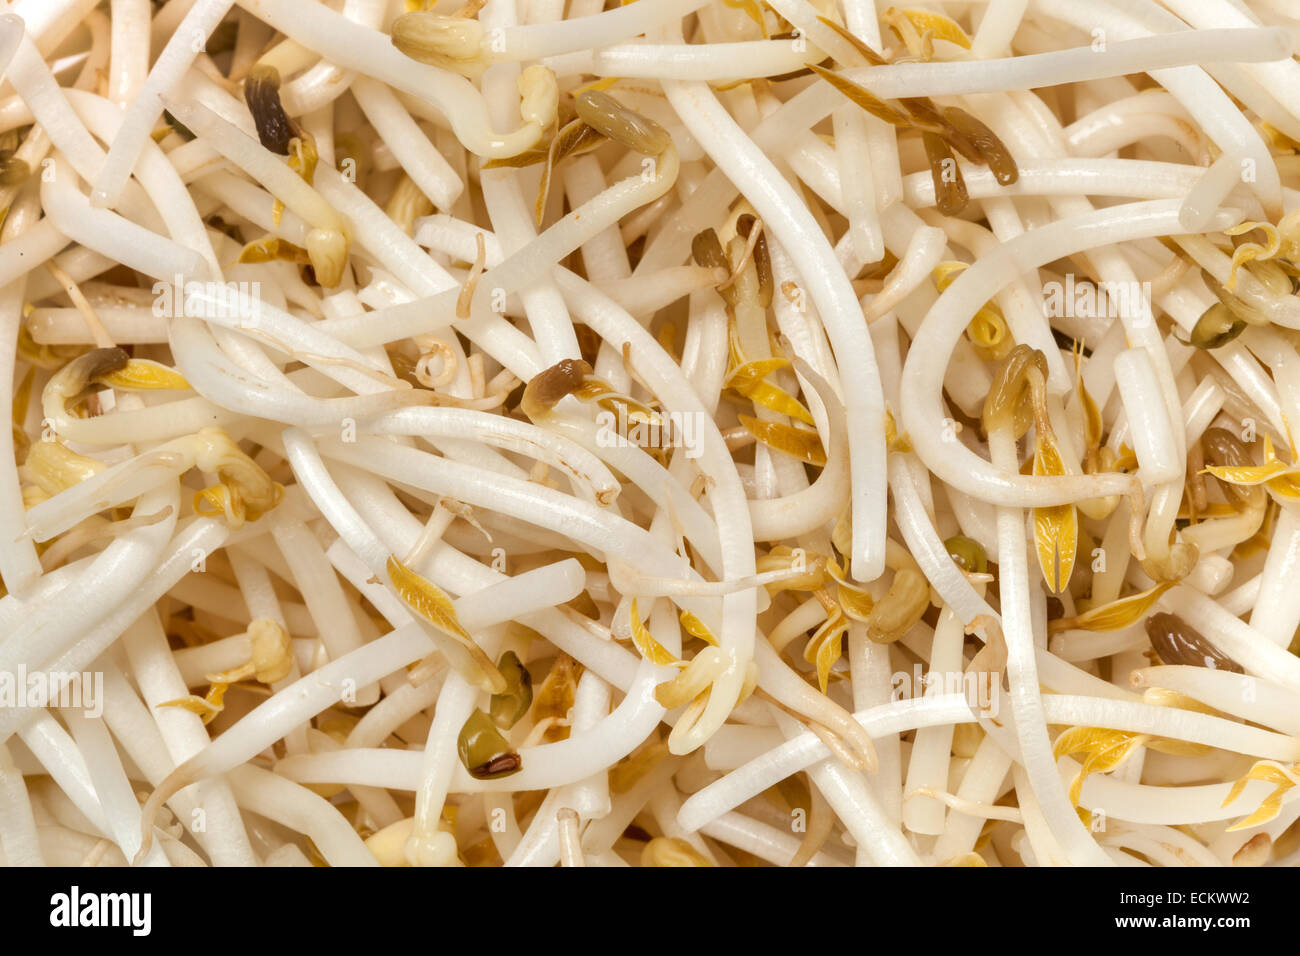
xmin=7 ymin=0 xmax=1300 ymax=869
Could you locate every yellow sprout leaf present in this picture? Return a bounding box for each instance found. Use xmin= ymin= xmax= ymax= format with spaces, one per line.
xmin=1053 ymin=726 xmax=1149 ymax=805
xmin=24 ymin=441 xmax=105 ymax=496
xmin=193 ymin=479 xmax=283 ymax=528
xmin=532 ymin=119 xmax=606 ymax=226
xmin=1201 ymin=434 xmax=1292 ymax=486
xmin=931 ymin=261 xmax=967 ymax=292
xmin=1075 ymin=351 xmax=1103 ymax=471
xmin=891 ymin=7 xmax=971 ymax=50
xmin=388 ymin=555 xmax=472 ymax=642
xmin=756 ymin=544 xmax=825 ymax=594
xmin=654 ymin=648 xmax=727 ymax=709
xmin=572 ymin=76 xmax=623 ymax=96
xmin=609 ymin=739 xmax=670 ymax=794
xmin=238 ymin=235 xmax=282 ymax=263
xmin=967 ymin=305 xmax=1010 ymax=357
xmin=1033 ymin=503 xmax=1075 ymax=594
xmin=883 ymin=405 xmax=911 ymax=452
xmin=803 ymin=610 xmax=849 ymax=693
xmin=807 ymin=64 xmax=909 ymax=128
xmin=247 ymin=618 xmax=293 ymax=684
xmin=826 ymin=555 xmax=875 ymax=622
xmin=97 ymin=359 xmax=190 ymax=392
xmin=389 ymin=555 xmax=504 ymax=692
xmin=726 ymin=359 xmax=815 ymax=425
xmin=1032 ymin=431 xmax=1077 ymax=594
xmin=1048 ymin=581 xmax=1174 ymax=634
xmin=1224 ymin=220 xmax=1280 ymax=292
xmin=1202 ymin=434 xmax=1300 ymax=499
xmin=158 ymin=682 xmax=230 ymax=725
xmin=271 ymin=134 xmax=321 ymax=227
xmin=629 ymin=598 xmax=679 ymax=666
xmin=641 ymin=837 xmax=714 ymax=867
xmin=1222 ymin=760 xmax=1299 ymax=831
xmin=739 ymin=414 xmax=827 ymax=465
xmin=532 ymin=653 xmax=581 ymax=741
xmin=679 ymin=610 xmax=719 ymax=647
xmin=237 ymin=235 xmax=310 ymax=265
xmin=932 ymin=262 xmax=1010 ymax=357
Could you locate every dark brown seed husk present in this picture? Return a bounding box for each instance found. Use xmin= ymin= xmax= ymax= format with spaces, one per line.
xmin=922 ymin=131 xmax=967 ymax=216
xmin=941 ymin=107 xmax=1019 ymax=185
xmin=1145 ymin=611 xmax=1243 ymax=672
xmin=244 ymin=66 xmax=295 ymax=156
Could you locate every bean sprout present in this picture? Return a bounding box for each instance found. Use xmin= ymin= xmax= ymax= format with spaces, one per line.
xmin=4 ymin=0 xmax=1300 ymax=871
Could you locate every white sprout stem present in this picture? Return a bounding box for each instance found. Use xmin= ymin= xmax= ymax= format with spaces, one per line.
xmin=330 ymin=464 xmax=640 ymax=689
xmin=1113 ymin=347 xmax=1181 ymax=487
xmin=1246 ymin=507 xmax=1300 ymax=646
xmin=1032 ymin=0 xmax=1284 ymax=217
xmin=0 ymin=517 xmax=228 ymax=746
xmin=676 ymin=694 xmax=977 ymax=833
xmin=848 ymin=625 xmax=904 ymax=825
xmin=90 ymin=0 xmax=235 ymax=208
xmin=370 ymin=407 xmax=621 ymax=506
xmin=661 ymin=71 xmax=887 ymax=582
xmin=41 ymin=158 xmax=207 ymax=281
xmin=902 ymin=157 xmax=1203 ymax=207
xmin=699 ymin=811 xmax=847 ymax=867
xmin=501 ymin=0 xmax=711 ymax=60
xmin=771 ymin=708 xmax=919 ymax=866
xmin=931 ymin=733 xmax=1014 ymax=861
xmin=166 ymin=97 xmax=346 ymax=238
xmin=1179 ymin=151 xmax=1244 ymax=232
xmin=477 ymin=62 xmax=580 ymax=366
xmin=565 ymin=39 xmax=815 ymax=80
xmin=107 ymin=0 xmax=149 ymax=106
xmin=407 ymin=669 xmax=480 ymax=867
xmin=17 ymin=711 xmax=111 ymax=837
xmin=902 ymin=200 xmax=1237 ymax=507
xmin=0 ymin=743 xmax=43 ymax=866
xmin=0 ymin=482 xmax=177 ymax=681
xmin=233 ymin=0 xmax=544 ymax=158
xmin=1077 ymin=772 xmax=1296 ymax=827
xmin=1043 ymin=694 xmax=1300 ymax=761
xmin=0 ymin=198 xmax=42 ymax=594
xmin=902 ymin=608 xmax=966 ymax=836
xmin=64 ymin=710 xmax=169 ymax=866
xmin=227 ymin=765 xmax=377 ymax=867
xmin=270 ymin=517 xmax=374 ymax=702
xmin=351 ymin=76 xmax=462 ymax=212
xmin=989 ymin=425 xmax=1110 ymax=867
xmin=888 ymin=452 xmax=997 ymax=627
xmin=0 ymin=14 xmax=24 ymax=83
xmin=1131 ymin=665 xmax=1300 ymax=737
xmin=276 ymin=661 xmax=668 ymax=794
xmin=1159 ymin=586 xmax=1300 ymax=690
